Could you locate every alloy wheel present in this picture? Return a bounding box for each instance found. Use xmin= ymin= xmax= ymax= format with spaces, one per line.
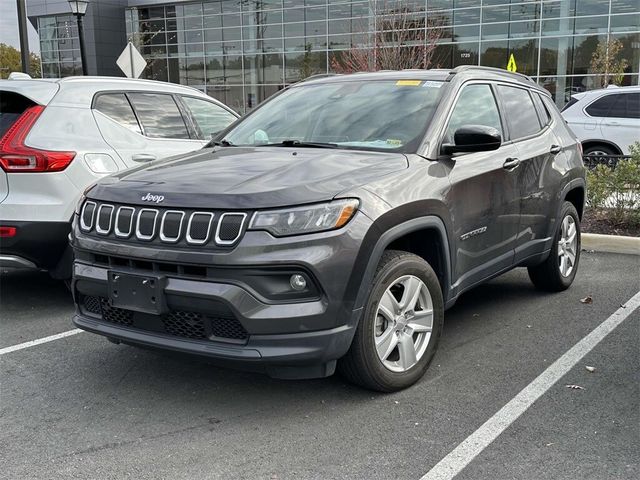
xmin=558 ymin=214 xmax=577 ymax=277
xmin=373 ymin=275 xmax=433 ymax=373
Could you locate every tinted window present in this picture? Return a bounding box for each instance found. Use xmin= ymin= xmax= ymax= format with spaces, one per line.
xmin=585 ymin=94 xmax=618 ymax=117
xmin=181 ymin=96 xmax=237 ymax=139
xmin=444 ymin=84 xmax=503 ymax=144
xmin=600 ymin=93 xmax=640 ymax=119
xmin=0 ymin=91 xmax=36 ymax=139
xmin=127 ymin=93 xmax=189 ymax=139
xmin=93 ymin=94 xmax=141 ymax=134
xmin=497 ymin=85 xmax=542 ymax=140
xmin=532 ymin=92 xmax=551 ymax=126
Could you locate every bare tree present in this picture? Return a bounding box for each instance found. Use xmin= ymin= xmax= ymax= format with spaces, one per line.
xmin=590 ymin=38 xmax=629 ymax=88
xmin=331 ymin=2 xmax=443 ymax=73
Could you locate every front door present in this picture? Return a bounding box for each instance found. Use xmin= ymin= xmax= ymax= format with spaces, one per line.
xmin=443 ymin=83 xmax=520 ymax=293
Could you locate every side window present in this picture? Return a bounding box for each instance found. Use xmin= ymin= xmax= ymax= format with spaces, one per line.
xmin=607 ymin=93 xmax=640 ymax=119
xmin=444 ymin=84 xmax=503 ymax=144
xmin=93 ymin=94 xmax=141 ymax=134
xmin=181 ymin=96 xmax=237 ymax=139
xmin=127 ymin=93 xmax=190 ymax=139
xmin=585 ymin=94 xmax=618 ymax=117
xmin=497 ymin=85 xmax=542 ymax=140
xmin=532 ymin=92 xmax=551 ymax=126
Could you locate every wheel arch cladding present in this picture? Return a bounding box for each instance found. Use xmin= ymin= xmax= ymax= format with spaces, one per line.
xmin=347 ymin=213 xmax=452 ymax=315
xmin=565 ymin=185 xmax=585 ymax=220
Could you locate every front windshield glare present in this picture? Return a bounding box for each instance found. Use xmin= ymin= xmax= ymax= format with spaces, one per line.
xmin=223 ymin=80 xmax=445 ymax=152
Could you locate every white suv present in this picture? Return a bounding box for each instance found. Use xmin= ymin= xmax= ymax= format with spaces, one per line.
xmin=561 ymin=85 xmax=640 ymax=156
xmin=0 ymin=76 xmax=238 ymax=278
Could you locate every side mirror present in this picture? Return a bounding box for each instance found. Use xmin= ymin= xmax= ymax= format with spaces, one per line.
xmin=442 ymin=125 xmax=502 ymax=155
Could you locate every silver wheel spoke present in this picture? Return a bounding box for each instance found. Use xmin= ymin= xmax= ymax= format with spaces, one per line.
xmin=397 ymin=333 xmax=418 ymax=370
xmin=408 ymin=309 xmax=433 ymax=333
xmin=560 ymin=255 xmax=567 ymax=276
xmin=376 ymin=327 xmax=398 ymax=361
xmin=400 ymin=276 xmax=422 ymax=311
xmin=380 ymin=289 xmax=400 ymax=318
xmin=567 ymin=250 xmax=576 ymax=265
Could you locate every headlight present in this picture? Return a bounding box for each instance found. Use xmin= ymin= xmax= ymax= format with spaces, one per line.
xmin=74 ymin=183 xmax=97 ymax=215
xmin=249 ymin=199 xmax=359 ymax=237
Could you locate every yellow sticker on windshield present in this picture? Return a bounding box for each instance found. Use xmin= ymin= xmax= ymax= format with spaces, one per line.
xmin=386 ymin=139 xmax=403 ymax=146
xmin=396 ymin=80 xmax=422 ymax=86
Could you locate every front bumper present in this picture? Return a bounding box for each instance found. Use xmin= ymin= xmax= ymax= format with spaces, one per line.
xmin=71 ymin=212 xmax=372 ymax=378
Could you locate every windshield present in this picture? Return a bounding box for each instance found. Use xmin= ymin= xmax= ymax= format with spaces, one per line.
xmin=223 ymin=79 xmax=445 ymax=153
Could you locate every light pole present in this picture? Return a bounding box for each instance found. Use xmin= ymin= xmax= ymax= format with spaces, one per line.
xmin=67 ymin=0 xmax=89 ymax=75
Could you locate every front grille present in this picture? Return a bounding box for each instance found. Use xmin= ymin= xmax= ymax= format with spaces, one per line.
xmin=80 ymin=295 xmax=248 ymax=343
xmin=80 ymin=201 xmax=247 ymax=248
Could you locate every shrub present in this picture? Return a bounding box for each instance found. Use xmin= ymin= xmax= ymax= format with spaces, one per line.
xmin=587 ymin=142 xmax=640 ymax=225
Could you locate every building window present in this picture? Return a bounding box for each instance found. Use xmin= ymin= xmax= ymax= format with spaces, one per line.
xmin=37 ymin=15 xmax=82 ymax=78
xmin=124 ymin=1 xmax=640 ymax=112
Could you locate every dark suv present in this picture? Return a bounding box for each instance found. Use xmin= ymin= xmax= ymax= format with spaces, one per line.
xmin=71 ymin=67 xmax=585 ymax=391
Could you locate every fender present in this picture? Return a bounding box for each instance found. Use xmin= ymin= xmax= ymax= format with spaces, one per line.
xmin=580 ymin=139 xmax=622 ymax=155
xmin=348 ymin=215 xmax=452 ymax=316
xmin=558 ymin=177 xmax=587 ymax=219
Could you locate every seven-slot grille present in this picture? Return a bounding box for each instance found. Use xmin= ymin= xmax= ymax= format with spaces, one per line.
xmin=80 ymin=200 xmax=247 ymax=247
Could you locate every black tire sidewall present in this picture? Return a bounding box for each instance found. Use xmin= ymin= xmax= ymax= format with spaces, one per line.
xmin=358 ymin=255 xmax=444 ymax=391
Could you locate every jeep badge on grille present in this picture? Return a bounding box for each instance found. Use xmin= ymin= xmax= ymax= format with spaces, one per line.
xmin=141 ymin=193 xmax=165 ymax=204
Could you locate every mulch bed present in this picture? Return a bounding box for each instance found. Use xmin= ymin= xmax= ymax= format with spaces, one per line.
xmin=581 ymin=208 xmax=640 ymax=237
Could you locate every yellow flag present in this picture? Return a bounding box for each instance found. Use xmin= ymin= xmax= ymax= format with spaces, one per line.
xmin=507 ymin=54 xmax=517 ymax=72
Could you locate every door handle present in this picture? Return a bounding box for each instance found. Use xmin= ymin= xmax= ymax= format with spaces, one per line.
xmin=131 ymin=153 xmax=157 ymax=162
xmin=550 ymin=145 xmax=562 ymax=155
xmin=503 ymin=157 xmax=520 ymax=170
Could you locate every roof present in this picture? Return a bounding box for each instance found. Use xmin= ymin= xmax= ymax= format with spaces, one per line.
xmin=295 ymin=66 xmax=546 ymax=93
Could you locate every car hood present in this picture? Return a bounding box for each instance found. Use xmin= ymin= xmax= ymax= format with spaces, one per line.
xmin=89 ymin=146 xmax=408 ymax=209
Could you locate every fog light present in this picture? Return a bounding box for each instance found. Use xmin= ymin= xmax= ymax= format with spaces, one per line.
xmin=290 ymin=274 xmax=307 ymax=291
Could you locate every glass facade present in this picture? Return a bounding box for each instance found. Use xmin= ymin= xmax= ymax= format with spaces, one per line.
xmin=38 ymin=15 xmax=83 ymax=78
xmin=124 ymin=0 xmax=640 ymax=112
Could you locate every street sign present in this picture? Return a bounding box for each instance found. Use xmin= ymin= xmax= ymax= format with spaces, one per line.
xmin=116 ymin=42 xmax=146 ymax=79
xmin=507 ymin=54 xmax=517 ymax=72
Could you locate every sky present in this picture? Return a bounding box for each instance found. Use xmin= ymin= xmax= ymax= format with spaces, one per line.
xmin=1 ymin=1 xmax=41 ymax=54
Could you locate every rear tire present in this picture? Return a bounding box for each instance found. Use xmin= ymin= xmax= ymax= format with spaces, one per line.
xmin=339 ymin=250 xmax=444 ymax=392
xmin=583 ymin=144 xmax=616 ymax=157
xmin=528 ymin=201 xmax=581 ymax=292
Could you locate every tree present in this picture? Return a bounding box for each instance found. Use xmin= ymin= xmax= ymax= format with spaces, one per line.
xmin=0 ymin=43 xmax=41 ymax=79
xmin=330 ymin=3 xmax=443 ymax=73
xmin=590 ymin=38 xmax=629 ymax=88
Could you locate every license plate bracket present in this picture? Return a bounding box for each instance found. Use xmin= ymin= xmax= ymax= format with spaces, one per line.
xmin=108 ymin=271 xmax=167 ymax=315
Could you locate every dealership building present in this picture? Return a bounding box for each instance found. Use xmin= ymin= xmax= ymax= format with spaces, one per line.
xmin=27 ymin=0 xmax=640 ymax=112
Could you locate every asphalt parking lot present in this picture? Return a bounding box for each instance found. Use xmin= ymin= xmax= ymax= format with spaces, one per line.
xmin=1 ymin=251 xmax=638 ymax=480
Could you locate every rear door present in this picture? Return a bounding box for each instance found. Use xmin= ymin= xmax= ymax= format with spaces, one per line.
xmin=92 ymin=91 xmax=203 ymax=167
xmin=596 ymin=92 xmax=640 ymax=154
xmin=495 ymin=84 xmax=561 ymax=263
xmin=444 ymin=82 xmax=521 ymax=291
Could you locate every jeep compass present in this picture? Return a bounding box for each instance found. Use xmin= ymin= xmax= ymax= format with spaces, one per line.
xmin=71 ymin=67 xmax=586 ymax=391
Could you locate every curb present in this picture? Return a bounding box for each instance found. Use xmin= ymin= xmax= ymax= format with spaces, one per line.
xmin=582 ymin=233 xmax=640 ymax=255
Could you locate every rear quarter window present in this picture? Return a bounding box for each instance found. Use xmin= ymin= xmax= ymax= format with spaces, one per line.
xmin=0 ymin=91 xmax=36 ymax=139
xmin=93 ymin=93 xmax=142 ymax=134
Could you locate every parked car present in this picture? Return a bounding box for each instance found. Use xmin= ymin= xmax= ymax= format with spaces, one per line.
xmin=0 ymin=76 xmax=239 ymax=278
xmin=561 ymin=85 xmax=640 ymax=156
xmin=71 ymin=67 xmax=585 ymax=391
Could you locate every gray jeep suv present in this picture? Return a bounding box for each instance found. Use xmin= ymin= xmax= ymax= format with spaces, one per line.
xmin=71 ymin=67 xmax=585 ymax=392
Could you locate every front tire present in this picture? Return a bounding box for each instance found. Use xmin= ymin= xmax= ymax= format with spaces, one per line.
xmin=339 ymin=250 xmax=444 ymax=392
xmin=528 ymin=201 xmax=581 ymax=292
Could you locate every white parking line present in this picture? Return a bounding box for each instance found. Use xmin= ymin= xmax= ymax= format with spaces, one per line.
xmin=420 ymin=290 xmax=640 ymax=480
xmin=0 ymin=329 xmax=84 ymax=355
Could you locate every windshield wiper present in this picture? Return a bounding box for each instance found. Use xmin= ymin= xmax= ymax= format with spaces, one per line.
xmin=206 ymin=138 xmax=236 ymax=148
xmin=258 ymin=139 xmax=340 ymax=149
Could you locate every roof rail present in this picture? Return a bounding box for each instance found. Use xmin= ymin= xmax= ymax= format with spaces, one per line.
xmin=449 ymin=65 xmax=535 ymax=83
xmin=300 ymin=73 xmax=341 ymax=81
